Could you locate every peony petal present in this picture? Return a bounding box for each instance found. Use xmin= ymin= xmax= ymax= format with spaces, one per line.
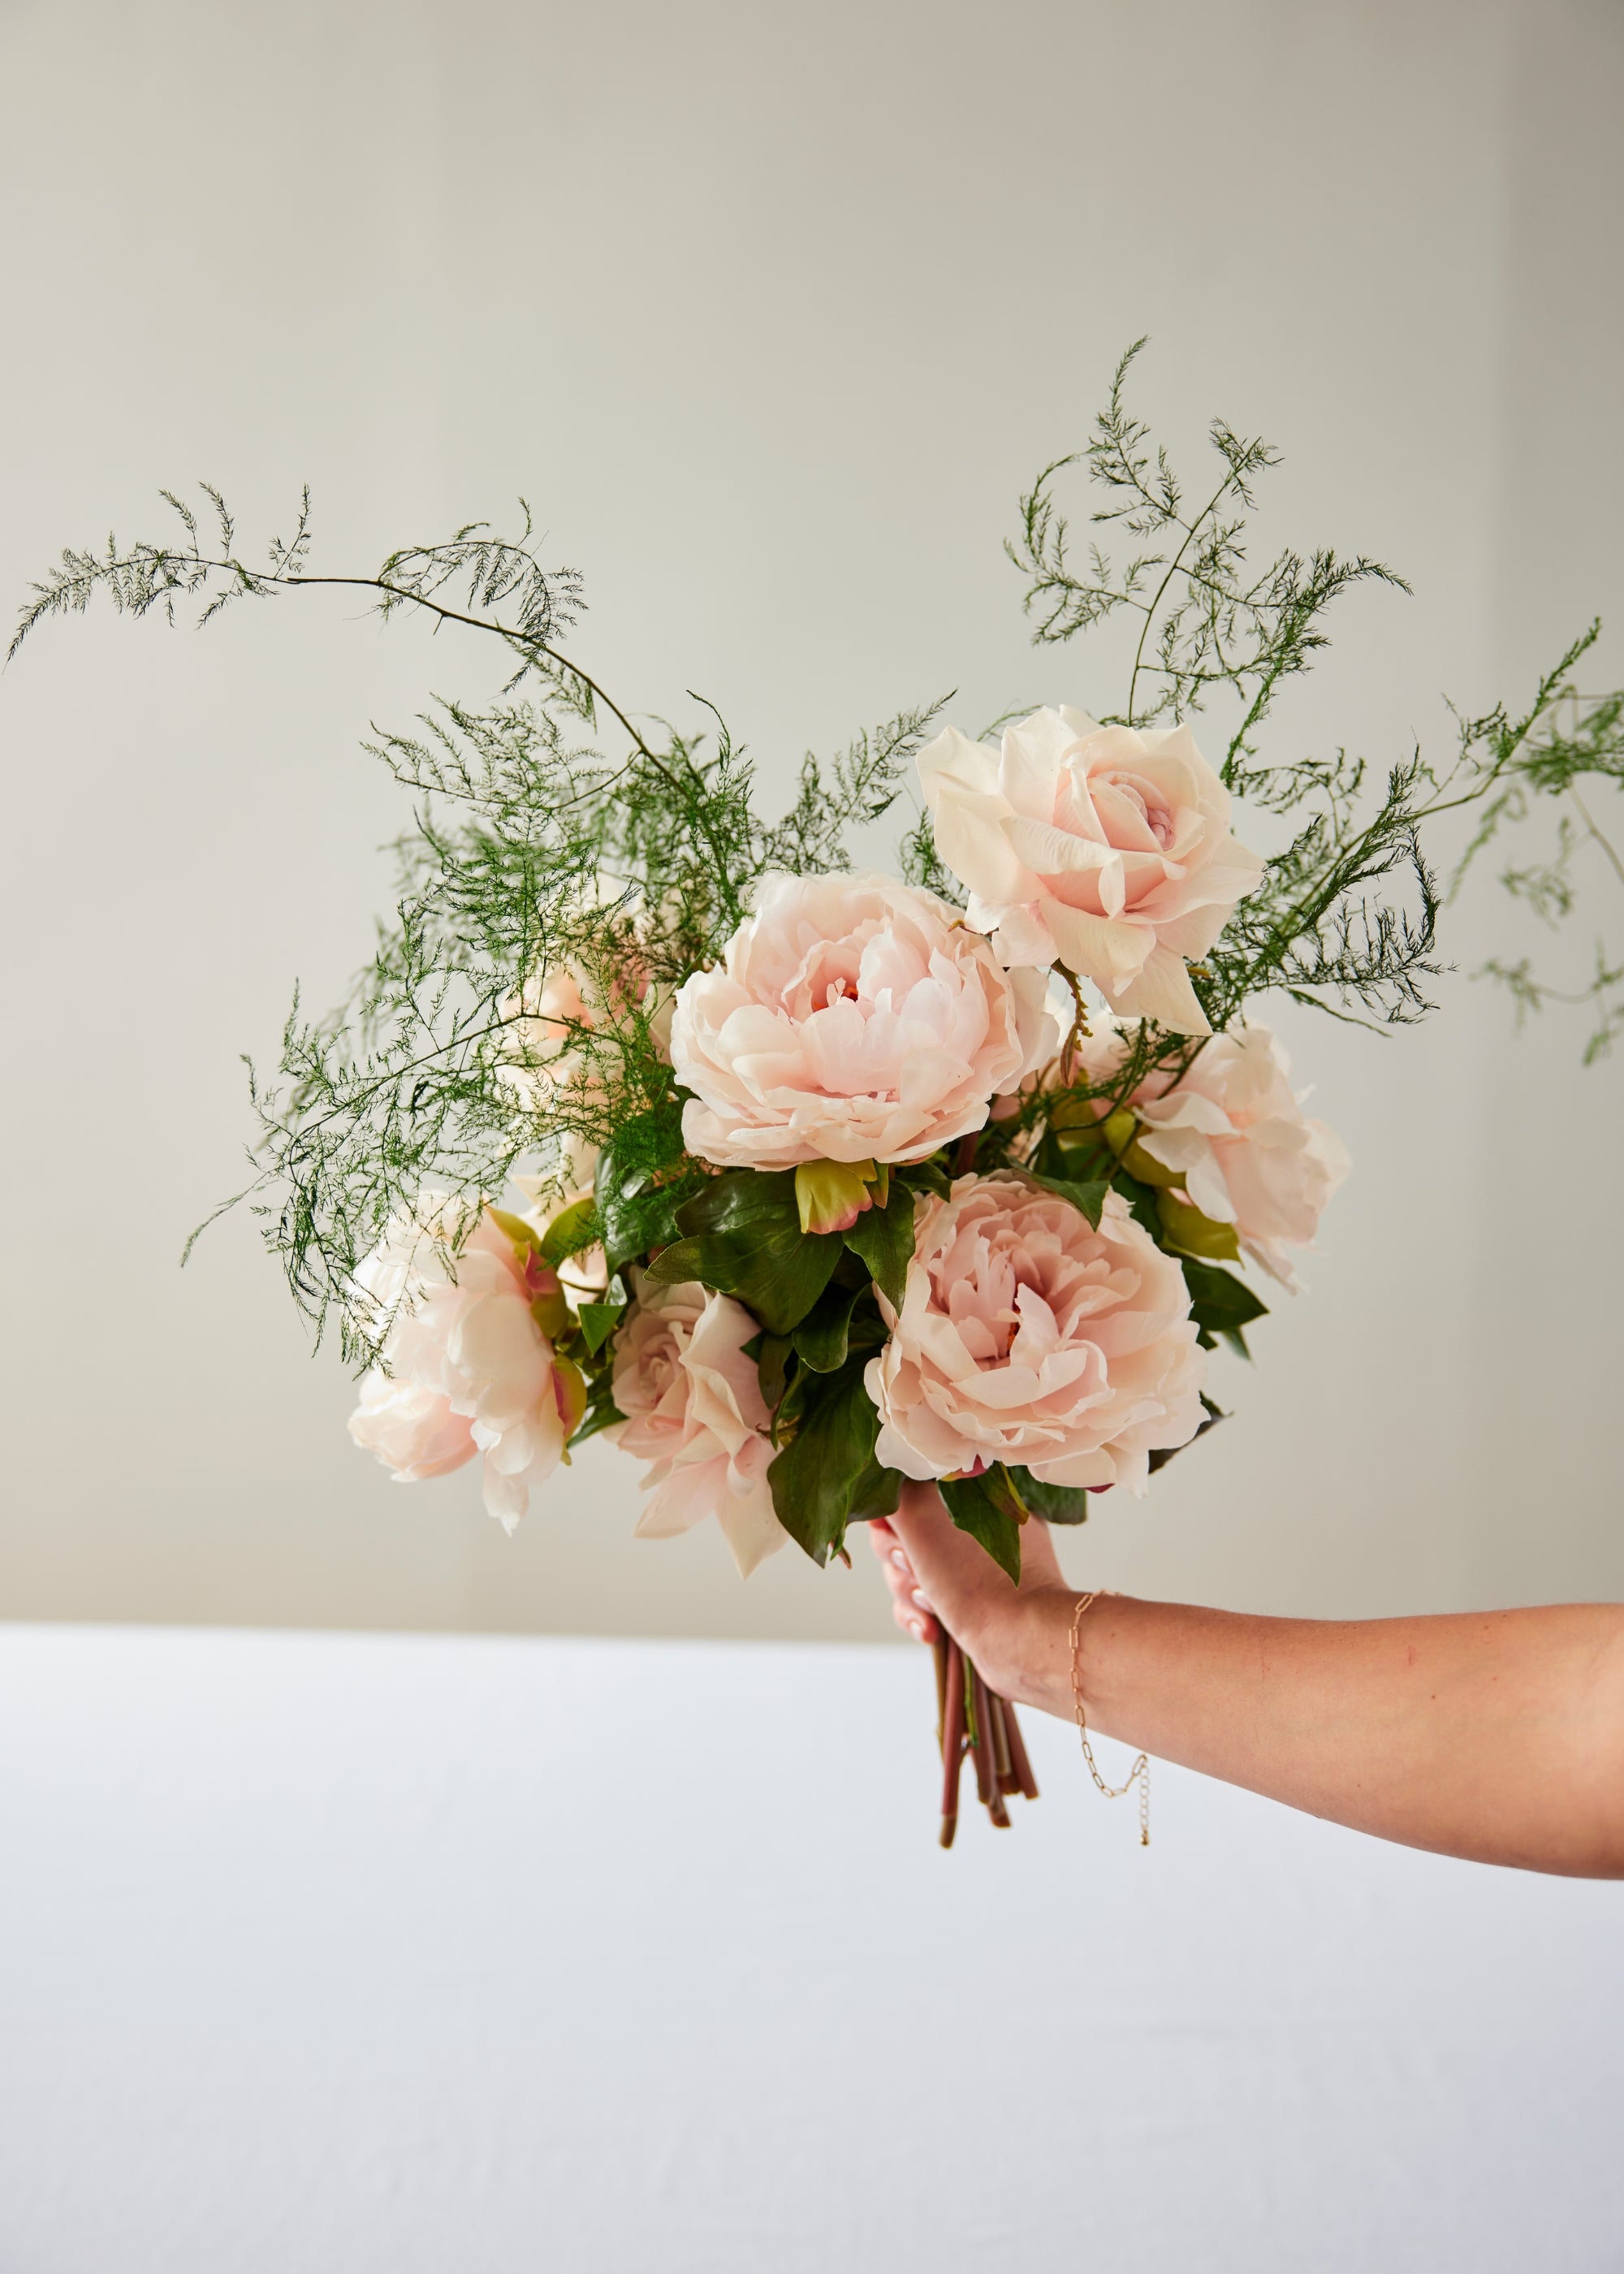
xmin=1026 ymin=1447 xmax=1114 ymax=1489
xmin=872 ymin=1416 xmax=947 ymax=1481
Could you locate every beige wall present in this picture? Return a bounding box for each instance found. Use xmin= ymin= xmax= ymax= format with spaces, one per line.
xmin=2 ymin=0 xmax=1620 ymax=1641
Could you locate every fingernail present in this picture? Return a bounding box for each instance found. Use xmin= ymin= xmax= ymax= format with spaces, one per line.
xmin=910 ymin=1589 xmax=931 ymax=1610
xmin=909 ymin=1619 xmax=926 ymax=1641
xmin=891 ymin=1550 xmax=909 ymax=1570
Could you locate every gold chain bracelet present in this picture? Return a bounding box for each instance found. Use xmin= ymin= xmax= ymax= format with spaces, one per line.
xmin=1070 ymin=1591 xmax=1151 ymax=1846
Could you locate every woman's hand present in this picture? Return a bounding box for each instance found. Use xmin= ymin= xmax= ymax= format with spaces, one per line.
xmin=871 ymin=1488 xmax=1624 ymax=1876
xmin=868 ymin=1481 xmax=1078 ymax=1718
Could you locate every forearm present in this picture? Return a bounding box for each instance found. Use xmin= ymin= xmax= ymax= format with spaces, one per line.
xmin=1017 ymin=1595 xmax=1624 ymax=1877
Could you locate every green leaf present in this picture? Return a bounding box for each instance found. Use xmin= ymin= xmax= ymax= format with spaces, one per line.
xmin=667 ymin=1169 xmax=841 ymax=1335
xmin=767 ymin=1360 xmax=884 ymax=1566
xmin=1022 ymin=1169 xmax=1110 ymax=1230
xmin=487 ymin=1205 xmax=542 ymax=1254
xmin=1181 ymin=1257 xmax=1268 ymax=1340
xmin=792 ymin=1279 xmax=862 ymax=1373
xmin=1047 ymin=1127 xmax=1116 ymax=1184
xmin=538 ymin=1195 xmax=598 ymax=1269
xmin=771 ymin=1354 xmax=814 ymax=1448
xmin=841 ymin=1178 xmax=917 ymax=1312
xmin=571 ymin=1381 xmax=625 ymax=1447
xmin=641 ymin=1236 xmax=710 ymax=1287
xmin=939 ymin=1464 xmax=1028 ymax=1581
xmin=578 ymin=1289 xmax=626 ymax=1356
xmin=899 ymin=1159 xmax=952 ymax=1200
xmin=756 ymin=1332 xmax=794 ymax=1415
xmin=1015 ymin=1471 xmax=1095 ymax=1524
xmin=845 ymin=1450 xmax=903 ymax=1524
xmin=1112 ymin=1168 xmax=1165 ymax=1243
xmin=594 ymin=1110 xmax=689 ymax=1276
xmin=1155 ymin=1187 xmax=1242 ymax=1263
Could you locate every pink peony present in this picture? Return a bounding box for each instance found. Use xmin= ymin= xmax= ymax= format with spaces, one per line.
xmin=348 ymin=1195 xmax=581 ymax=1532
xmin=866 ymin=1171 xmax=1203 ymax=1494
xmin=1070 ymin=1021 xmax=1350 ymax=1285
xmin=918 ymin=707 xmax=1263 ymax=1035
xmin=669 ymin=872 xmax=1057 ymax=1169
xmin=610 ymin=1273 xmax=788 ymax=1576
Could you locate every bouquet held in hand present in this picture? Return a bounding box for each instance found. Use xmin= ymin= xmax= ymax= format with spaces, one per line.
xmin=18 ymin=344 xmax=1622 ymax=1842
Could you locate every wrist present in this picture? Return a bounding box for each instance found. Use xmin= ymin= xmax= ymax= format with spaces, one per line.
xmin=964 ymin=1583 xmax=1077 ymax=1722
xmin=1069 ymin=1591 xmax=1141 ymax=1736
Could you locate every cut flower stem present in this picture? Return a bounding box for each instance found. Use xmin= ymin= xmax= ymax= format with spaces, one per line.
xmin=936 ymin=1635 xmax=1036 ymax=1844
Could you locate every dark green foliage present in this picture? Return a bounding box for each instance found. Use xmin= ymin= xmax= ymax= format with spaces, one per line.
xmin=538 ymin=1195 xmax=598 ymax=1267
xmin=594 ymin=1109 xmax=692 ymax=1278
xmin=767 ymin=1356 xmax=892 ymax=1566
xmin=1018 ymin=1170 xmax=1109 ymax=1231
xmin=840 ymin=1178 xmax=918 ymax=1313
xmin=1180 ymin=1259 xmax=1268 ymax=1360
xmin=939 ymin=1465 xmax=1030 ymax=1583
xmin=844 ymin=1453 xmax=904 ymax=1526
xmin=755 ymin=1332 xmax=794 ymax=1416
xmin=577 ymin=1282 xmax=628 ymax=1357
xmin=646 ymin=1169 xmax=840 ymax=1337
xmin=1015 ymin=1473 xmax=1094 ymax=1524
xmin=572 ymin=1372 xmax=626 ymax=1447
xmin=790 ymin=1279 xmax=866 ymax=1373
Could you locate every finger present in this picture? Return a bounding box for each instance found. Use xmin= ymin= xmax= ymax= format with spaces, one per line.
xmin=888 ymin=1484 xmax=1066 ymax=1636
xmin=879 ymin=1554 xmax=930 ymax=1624
xmin=897 ymin=1599 xmax=939 ymax=1645
xmin=878 ymin=1533 xmax=918 ymax=1588
xmin=870 ymin=1521 xmax=925 ymax=1589
xmin=866 ymin=1513 xmax=942 ymax=1642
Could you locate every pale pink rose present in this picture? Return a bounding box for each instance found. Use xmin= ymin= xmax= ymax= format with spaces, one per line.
xmin=670 ymin=872 xmax=1058 ymax=1169
xmin=610 ymin=1273 xmax=788 ymax=1577
xmin=1071 ymin=1021 xmax=1350 ymax=1285
xmin=866 ymin=1171 xmax=1203 ymax=1494
xmin=348 ymin=1195 xmax=577 ymax=1533
xmin=918 ymin=707 xmax=1263 ymax=1036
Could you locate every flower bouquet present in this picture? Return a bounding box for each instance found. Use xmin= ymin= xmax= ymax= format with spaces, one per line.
xmin=16 ymin=344 xmax=1622 ymax=1843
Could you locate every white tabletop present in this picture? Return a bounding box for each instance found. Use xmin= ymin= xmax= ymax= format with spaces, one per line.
xmin=1 ymin=1623 xmax=1619 ymax=2272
